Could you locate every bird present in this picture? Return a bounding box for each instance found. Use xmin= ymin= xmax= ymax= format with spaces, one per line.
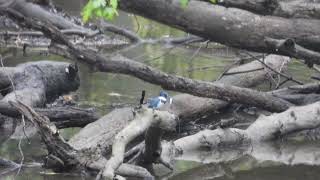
xmin=148 ymin=90 xmax=172 ymax=109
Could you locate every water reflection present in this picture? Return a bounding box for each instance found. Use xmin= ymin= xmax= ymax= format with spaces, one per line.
xmin=170 ymin=141 xmax=320 ymax=180
xmin=0 ymin=0 xmax=318 ymax=179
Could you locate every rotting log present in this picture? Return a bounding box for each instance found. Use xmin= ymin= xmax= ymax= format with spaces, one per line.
xmin=0 ymin=102 xmax=99 ymax=129
xmin=68 ymin=55 xmax=289 ymax=154
xmin=0 ymin=61 xmax=99 ymax=129
xmin=10 ymin=92 xmax=320 ymax=179
xmin=118 ymin=0 xmax=320 ymax=56
xmin=2 ymin=10 xmax=293 ymax=112
xmin=0 ymin=60 xmax=79 ymax=107
xmin=215 ymin=0 xmax=320 ymax=19
xmin=10 ymin=100 xmax=164 ymax=179
xmin=100 ymin=106 xmax=176 ymax=179
xmin=0 ymin=0 xmax=85 ymax=30
xmin=162 ymin=101 xmax=320 ymax=159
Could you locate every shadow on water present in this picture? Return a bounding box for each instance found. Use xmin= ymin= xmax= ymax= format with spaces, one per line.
xmin=0 ymin=0 xmax=318 ymax=179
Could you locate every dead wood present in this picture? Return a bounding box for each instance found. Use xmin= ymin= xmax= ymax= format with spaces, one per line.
xmin=68 ymin=55 xmax=289 ymax=155
xmin=100 ymin=106 xmax=176 ymax=179
xmin=162 ymin=101 xmax=320 ymax=160
xmin=0 ymin=61 xmax=79 ymax=107
xmin=118 ymin=0 xmax=320 ymax=58
xmin=10 ymin=100 xmax=157 ymax=179
xmin=216 ymin=0 xmax=320 ymax=19
xmin=0 ymin=101 xmax=99 ymax=128
xmin=0 ymin=61 xmax=99 ymax=129
xmin=3 ymin=10 xmax=293 ymax=112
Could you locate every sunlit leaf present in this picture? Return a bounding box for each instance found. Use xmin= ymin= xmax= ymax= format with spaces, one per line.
xmin=81 ymin=0 xmax=119 ymax=22
xmin=82 ymin=0 xmax=94 ymax=22
xmin=180 ymin=0 xmax=189 ymax=8
xmin=92 ymin=0 xmax=106 ymax=8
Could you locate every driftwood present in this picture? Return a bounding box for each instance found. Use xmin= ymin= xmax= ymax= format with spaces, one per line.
xmin=68 ymin=54 xmax=289 ymax=152
xmin=2 ymin=1 xmax=320 ymax=179
xmin=10 ymin=87 xmax=320 ymax=179
xmin=3 ymin=10 xmax=295 ymax=112
xmin=215 ymin=0 xmax=320 ymax=19
xmin=0 ymin=61 xmax=79 ymax=106
xmin=0 ymin=61 xmax=99 ymax=128
xmin=118 ymin=0 xmax=320 ymax=64
xmin=162 ymin=101 xmax=320 ymax=160
xmin=10 ymin=100 xmax=161 ymax=179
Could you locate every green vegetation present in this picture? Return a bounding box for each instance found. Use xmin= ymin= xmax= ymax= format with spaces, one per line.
xmin=82 ymin=0 xmax=118 ymax=22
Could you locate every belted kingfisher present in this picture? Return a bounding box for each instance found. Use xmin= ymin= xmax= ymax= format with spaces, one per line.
xmin=148 ymin=90 xmax=172 ymax=109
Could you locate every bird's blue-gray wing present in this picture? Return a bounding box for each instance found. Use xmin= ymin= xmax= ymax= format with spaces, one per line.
xmin=148 ymin=97 xmax=160 ymax=108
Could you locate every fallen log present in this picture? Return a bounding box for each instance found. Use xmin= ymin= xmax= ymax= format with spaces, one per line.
xmin=68 ymin=54 xmax=289 ymax=152
xmin=0 ymin=0 xmax=85 ymax=30
xmin=0 ymin=61 xmax=99 ymax=129
xmin=0 ymin=60 xmax=79 ymax=107
xmin=0 ymin=101 xmax=99 ymax=129
xmin=3 ymin=10 xmax=293 ymax=112
xmin=118 ymin=0 xmax=320 ymax=60
xmin=10 ymin=100 xmax=160 ymax=179
xmin=162 ymin=101 xmax=320 ymax=158
xmin=215 ymin=0 xmax=320 ymax=19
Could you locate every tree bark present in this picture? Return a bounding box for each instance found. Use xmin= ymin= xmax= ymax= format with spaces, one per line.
xmin=118 ymin=0 xmax=320 ymax=56
xmin=0 ymin=60 xmax=79 ymax=107
xmin=0 ymin=61 xmax=98 ymax=129
xmin=0 ymin=0 xmax=84 ymax=30
xmin=164 ymin=101 xmax=320 ymax=154
xmin=216 ymin=0 xmax=320 ymax=19
xmin=68 ymin=55 xmax=288 ymax=154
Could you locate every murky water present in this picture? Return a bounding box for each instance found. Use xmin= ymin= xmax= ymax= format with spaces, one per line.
xmin=0 ymin=0 xmax=319 ymax=179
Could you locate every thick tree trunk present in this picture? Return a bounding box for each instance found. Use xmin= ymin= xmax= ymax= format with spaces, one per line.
xmin=0 ymin=61 xmax=79 ymax=107
xmin=216 ymin=0 xmax=320 ymax=19
xmin=118 ymin=0 xmax=320 ymax=57
xmin=0 ymin=0 xmax=84 ymax=30
xmin=163 ymin=101 xmax=320 ymax=155
xmin=0 ymin=61 xmax=99 ymax=129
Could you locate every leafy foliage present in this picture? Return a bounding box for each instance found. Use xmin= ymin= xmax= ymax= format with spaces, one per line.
xmin=82 ymin=0 xmax=118 ymax=22
xmin=180 ymin=0 xmax=189 ymax=8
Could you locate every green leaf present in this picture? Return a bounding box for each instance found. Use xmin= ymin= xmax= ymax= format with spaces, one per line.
xmin=92 ymin=0 xmax=106 ymax=8
xmin=209 ymin=0 xmax=217 ymax=3
xmin=82 ymin=0 xmax=94 ymax=22
xmin=103 ymin=7 xmax=115 ymax=20
xmin=180 ymin=0 xmax=189 ymax=8
xmin=82 ymin=0 xmax=119 ymax=22
xmin=95 ymin=8 xmax=104 ymax=17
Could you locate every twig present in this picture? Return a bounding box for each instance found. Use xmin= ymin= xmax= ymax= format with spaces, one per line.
xmin=313 ymin=65 xmax=320 ymax=73
xmin=133 ymin=15 xmax=140 ymax=34
xmin=222 ymin=67 xmax=264 ymax=76
xmin=242 ymin=51 xmax=304 ymax=85
xmin=216 ymin=58 xmax=245 ymax=80
xmin=0 ymin=54 xmax=28 ymax=178
xmin=0 ymin=29 xmax=100 ymax=37
xmin=99 ymin=20 xmax=142 ymax=43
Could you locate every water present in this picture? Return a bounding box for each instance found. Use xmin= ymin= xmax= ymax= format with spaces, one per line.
xmin=0 ymin=0 xmax=319 ymax=179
